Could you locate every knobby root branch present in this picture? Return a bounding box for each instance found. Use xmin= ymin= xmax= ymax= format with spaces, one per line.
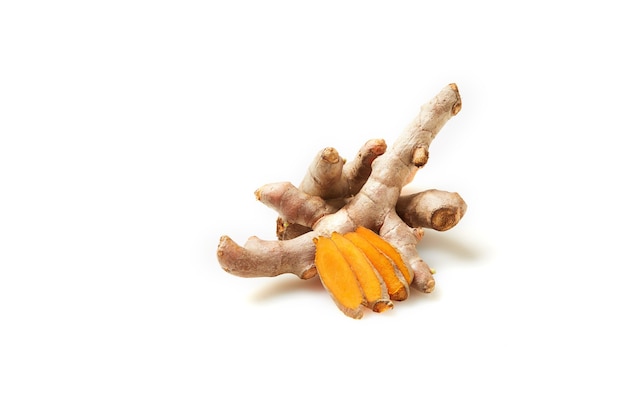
xmin=217 ymin=84 xmax=466 ymax=318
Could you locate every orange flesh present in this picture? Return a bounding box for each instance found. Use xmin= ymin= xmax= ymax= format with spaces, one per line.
xmin=343 ymin=232 xmax=408 ymax=301
xmin=314 ymin=236 xmax=364 ymax=318
xmin=330 ymin=232 xmax=391 ymax=312
xmin=355 ymin=226 xmax=413 ymax=285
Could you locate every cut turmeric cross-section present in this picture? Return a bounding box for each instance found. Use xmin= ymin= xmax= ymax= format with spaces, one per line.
xmin=313 ymin=235 xmax=365 ymax=319
xmin=313 ymin=227 xmax=413 ymax=318
xmin=355 ymin=226 xmax=413 ymax=285
xmin=343 ymin=231 xmax=409 ymax=301
xmin=330 ymin=232 xmax=393 ymax=313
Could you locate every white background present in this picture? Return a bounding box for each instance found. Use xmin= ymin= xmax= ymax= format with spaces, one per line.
xmin=2 ymin=1 xmax=625 ymax=416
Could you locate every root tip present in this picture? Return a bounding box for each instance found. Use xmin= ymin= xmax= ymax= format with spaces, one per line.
xmin=431 ymin=207 xmax=462 ymax=231
xmin=300 ymin=265 xmax=318 ymax=280
xmin=372 ymin=300 xmax=394 ymax=313
xmin=321 ymin=147 xmax=340 ymax=164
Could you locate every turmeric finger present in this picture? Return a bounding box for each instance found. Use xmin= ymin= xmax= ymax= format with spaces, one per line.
xmin=314 ymin=236 xmax=365 ymax=319
xmin=344 ymin=231 xmax=409 ymax=301
xmin=355 ymin=226 xmax=413 ymax=285
xmin=330 ymin=232 xmax=393 ymax=313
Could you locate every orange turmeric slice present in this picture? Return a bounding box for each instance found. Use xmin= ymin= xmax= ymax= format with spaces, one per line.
xmin=330 ymin=232 xmax=393 ymax=313
xmin=344 ymin=231 xmax=409 ymax=301
xmin=355 ymin=226 xmax=413 ymax=285
xmin=313 ymin=236 xmax=365 ymax=319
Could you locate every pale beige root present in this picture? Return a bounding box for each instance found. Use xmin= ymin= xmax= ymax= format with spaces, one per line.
xmin=219 ymin=83 xmax=461 ymax=279
xmin=299 ymin=147 xmax=346 ymax=199
xmin=397 ymin=189 xmax=467 ymax=231
xmin=341 ymin=139 xmax=387 ymax=197
xmin=339 ymin=84 xmax=463 ymax=230
xmin=277 ymin=139 xmax=387 ymax=240
xmin=256 ymin=182 xmax=335 ymax=229
xmin=379 ymin=216 xmax=434 ymax=293
xmin=299 ymin=139 xmax=388 ymax=199
xmin=276 ymin=148 xmax=341 ymax=240
xmin=274 ymin=186 xmax=466 ymax=240
xmin=217 ymin=84 xmax=463 ymax=316
xmin=217 ymin=232 xmax=317 ymax=279
xmin=398 ymin=83 xmax=462 ymax=186
xmin=276 ymin=84 xmax=461 ymax=240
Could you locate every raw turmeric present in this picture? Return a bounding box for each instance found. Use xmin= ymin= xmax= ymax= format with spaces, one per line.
xmin=343 ymin=230 xmax=409 ymax=302
xmin=217 ymin=84 xmax=467 ymax=319
xmin=354 ymin=226 xmax=413 ymax=286
xmin=314 ymin=235 xmax=365 ymax=319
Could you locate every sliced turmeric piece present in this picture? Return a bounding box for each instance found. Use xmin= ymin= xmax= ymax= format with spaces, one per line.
xmin=313 ymin=236 xmax=365 ymax=319
xmin=344 ymin=231 xmax=409 ymax=301
xmin=330 ymin=232 xmax=393 ymax=313
xmin=355 ymin=226 xmax=413 ymax=285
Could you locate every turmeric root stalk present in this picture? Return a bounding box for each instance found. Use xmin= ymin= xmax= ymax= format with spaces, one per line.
xmin=275 ymin=188 xmax=466 ymax=240
xmin=277 ymin=139 xmax=387 ymax=240
xmin=299 ymin=139 xmax=387 ymax=200
xmin=217 ymin=83 xmax=466 ymax=318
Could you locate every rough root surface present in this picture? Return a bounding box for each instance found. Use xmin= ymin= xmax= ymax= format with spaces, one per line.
xmin=217 ymin=84 xmax=467 ymax=318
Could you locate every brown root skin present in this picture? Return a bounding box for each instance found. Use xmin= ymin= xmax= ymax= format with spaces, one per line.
xmin=299 ymin=147 xmax=346 ymax=200
xmin=299 ymin=139 xmax=388 ymax=200
xmin=275 ymin=188 xmax=466 ymax=240
xmin=256 ymin=182 xmax=334 ymax=229
xmin=397 ymin=189 xmax=467 ymax=231
xmin=342 ymin=139 xmax=387 ymax=196
xmin=217 ymin=233 xmax=317 ymax=279
xmin=277 ymin=138 xmax=389 ymax=240
xmin=216 ymin=83 xmax=465 ymax=317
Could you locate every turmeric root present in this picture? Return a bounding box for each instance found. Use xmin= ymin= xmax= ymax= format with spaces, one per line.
xmin=217 ymin=83 xmax=467 ymax=318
